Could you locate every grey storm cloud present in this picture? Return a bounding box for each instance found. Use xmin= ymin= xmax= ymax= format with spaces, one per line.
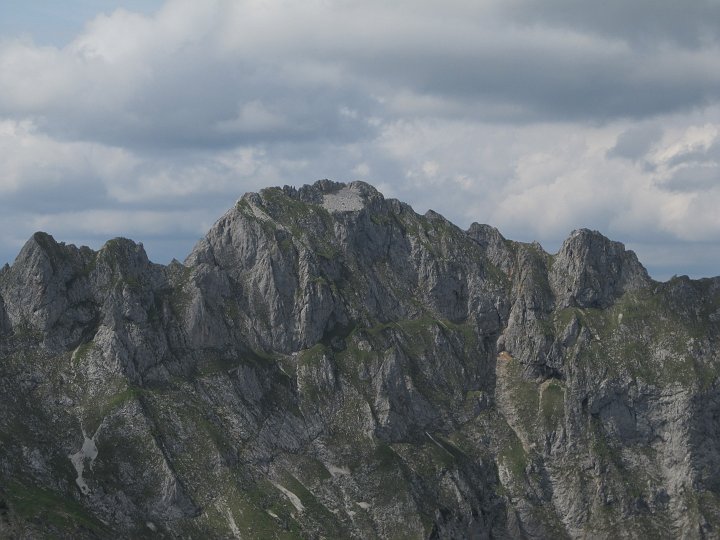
xmin=608 ymin=124 xmax=664 ymax=161
xmin=663 ymin=164 xmax=719 ymax=192
xmin=501 ymin=0 xmax=720 ymax=48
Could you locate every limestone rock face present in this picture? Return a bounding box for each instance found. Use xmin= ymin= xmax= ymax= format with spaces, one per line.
xmin=550 ymin=228 xmax=651 ymax=309
xmin=0 ymin=180 xmax=718 ymax=539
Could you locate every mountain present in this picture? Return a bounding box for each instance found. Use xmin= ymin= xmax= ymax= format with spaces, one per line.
xmin=1 ymin=180 xmax=719 ymax=539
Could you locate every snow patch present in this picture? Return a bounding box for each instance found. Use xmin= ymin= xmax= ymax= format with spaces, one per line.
xmin=69 ymin=427 xmax=99 ymax=495
xmin=356 ymin=501 xmax=371 ymax=510
xmin=425 ymin=431 xmax=452 ymax=457
xmin=272 ymin=482 xmax=305 ymax=513
xmin=225 ymin=508 xmax=242 ymax=538
xmin=326 ymin=464 xmax=351 ymax=477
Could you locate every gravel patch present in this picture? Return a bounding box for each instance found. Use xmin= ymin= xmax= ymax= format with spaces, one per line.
xmin=322 ymin=187 xmax=364 ymax=212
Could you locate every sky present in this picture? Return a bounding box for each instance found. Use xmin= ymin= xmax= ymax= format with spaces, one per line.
xmin=0 ymin=0 xmax=719 ymax=280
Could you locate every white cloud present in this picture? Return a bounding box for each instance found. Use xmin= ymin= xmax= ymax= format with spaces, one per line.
xmin=105 ymin=147 xmax=281 ymax=203
xmin=352 ymin=162 xmax=370 ymax=178
xmin=0 ymin=119 xmax=136 ymax=195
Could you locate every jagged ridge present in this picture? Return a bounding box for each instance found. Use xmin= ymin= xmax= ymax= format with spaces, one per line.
xmin=0 ymin=180 xmax=719 ymax=539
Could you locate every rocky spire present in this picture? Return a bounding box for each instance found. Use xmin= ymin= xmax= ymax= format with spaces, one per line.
xmin=550 ymin=228 xmax=651 ymax=309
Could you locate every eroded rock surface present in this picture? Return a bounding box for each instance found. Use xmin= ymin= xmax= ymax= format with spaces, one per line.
xmin=0 ymin=180 xmax=718 ymax=539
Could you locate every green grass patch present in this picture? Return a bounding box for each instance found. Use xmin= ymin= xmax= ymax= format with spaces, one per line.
xmin=502 ymin=356 xmax=540 ymax=433
xmin=499 ymin=434 xmax=528 ymax=478
xmin=540 ymin=381 xmax=565 ymax=426
xmin=4 ymin=480 xmax=109 ymax=535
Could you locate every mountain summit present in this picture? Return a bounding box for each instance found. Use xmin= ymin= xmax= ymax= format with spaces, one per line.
xmin=1 ymin=180 xmax=719 ymax=538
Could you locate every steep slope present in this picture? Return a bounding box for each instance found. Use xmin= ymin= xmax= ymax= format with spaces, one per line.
xmin=0 ymin=180 xmax=718 ymax=539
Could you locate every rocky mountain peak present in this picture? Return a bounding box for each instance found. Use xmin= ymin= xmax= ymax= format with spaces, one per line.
xmin=97 ymin=237 xmax=149 ymax=266
xmin=550 ymin=227 xmax=651 ymax=309
xmin=0 ymin=233 xmax=80 ymax=332
xmin=248 ymin=179 xmax=384 ymax=212
xmin=466 ymin=223 xmax=513 ymax=274
xmin=0 ymin=182 xmax=718 ymax=539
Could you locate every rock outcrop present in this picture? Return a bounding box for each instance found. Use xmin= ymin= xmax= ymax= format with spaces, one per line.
xmin=550 ymin=228 xmax=651 ymax=309
xmin=0 ymin=180 xmax=718 ymax=539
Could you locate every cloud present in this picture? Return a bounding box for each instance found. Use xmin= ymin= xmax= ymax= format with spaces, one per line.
xmin=0 ymin=119 xmax=134 ymax=201
xmin=0 ymin=6 xmax=378 ymax=151
xmin=663 ymin=163 xmax=719 ymax=193
xmin=0 ymin=0 xmax=720 ymax=278
xmin=499 ymin=0 xmax=720 ymax=48
xmin=2 ymin=0 xmax=720 ymax=149
xmin=607 ymin=124 xmax=664 ymax=161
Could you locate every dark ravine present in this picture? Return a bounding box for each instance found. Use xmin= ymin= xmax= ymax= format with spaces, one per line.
xmin=0 ymin=180 xmax=718 ymax=539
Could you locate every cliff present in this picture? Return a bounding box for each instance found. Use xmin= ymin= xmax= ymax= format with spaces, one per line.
xmin=1 ymin=180 xmax=718 ymax=538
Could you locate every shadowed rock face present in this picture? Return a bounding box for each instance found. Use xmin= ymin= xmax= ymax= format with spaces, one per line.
xmin=0 ymin=180 xmax=718 ymax=539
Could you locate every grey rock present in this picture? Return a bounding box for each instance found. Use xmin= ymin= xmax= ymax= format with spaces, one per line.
xmin=0 ymin=294 xmax=10 ymax=337
xmin=1 ymin=180 xmax=718 ymax=539
xmin=550 ymin=228 xmax=651 ymax=309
